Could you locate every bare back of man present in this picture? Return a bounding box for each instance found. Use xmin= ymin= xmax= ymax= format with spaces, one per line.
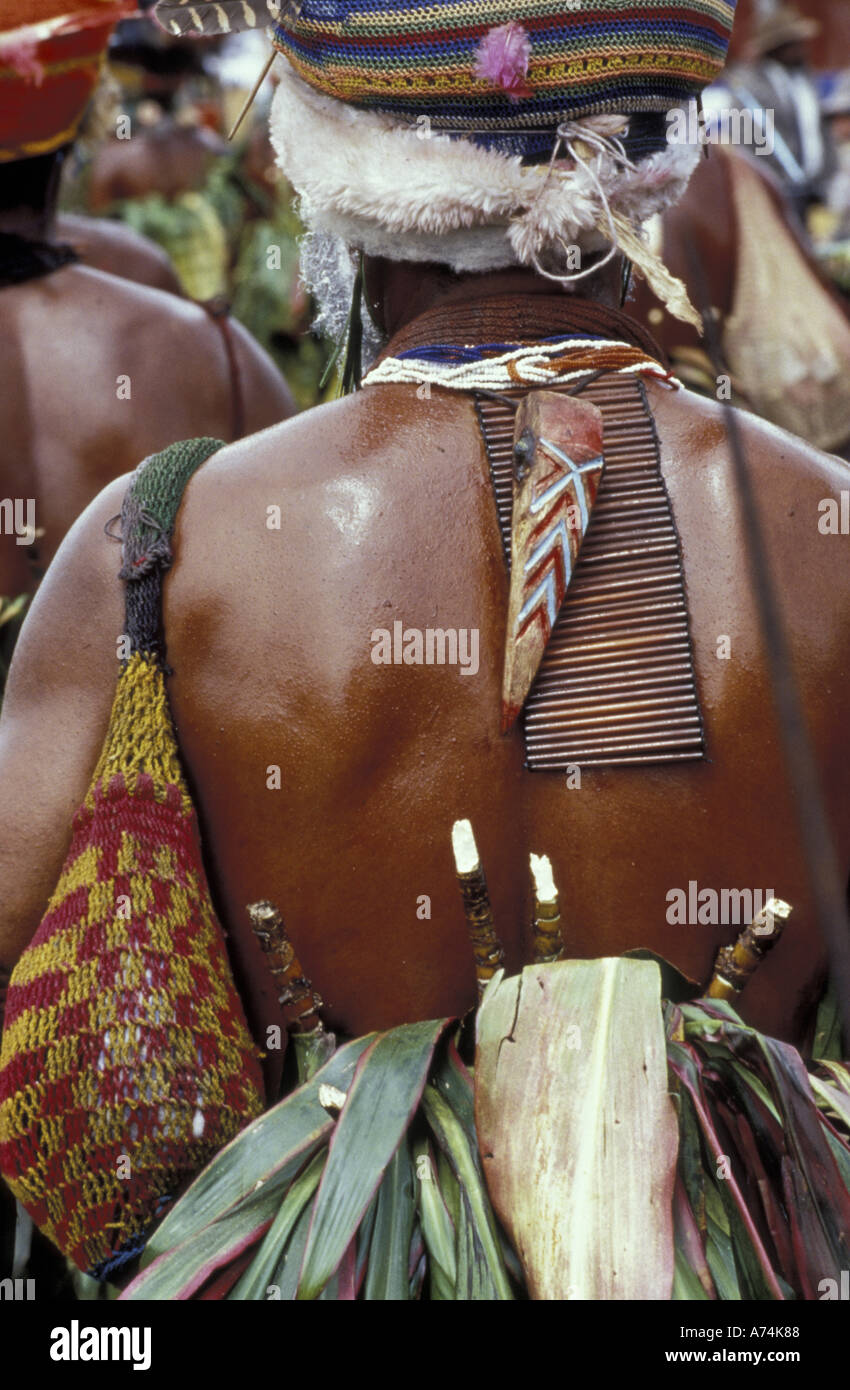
xmin=0 ymin=261 xmax=294 ymax=594
xmin=1 ymin=280 xmax=849 ymax=1067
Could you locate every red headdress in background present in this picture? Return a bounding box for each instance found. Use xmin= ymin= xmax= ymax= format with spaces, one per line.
xmin=0 ymin=0 xmax=135 ymax=162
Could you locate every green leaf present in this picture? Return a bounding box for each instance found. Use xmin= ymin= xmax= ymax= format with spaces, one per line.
xmin=297 ymin=1018 xmax=450 ymax=1300
xmin=703 ymin=1179 xmax=741 ymax=1301
xmin=362 ymin=1139 xmax=415 ymax=1301
xmin=808 ymin=1074 xmax=850 ymax=1133
xmin=726 ymin=1060 xmax=782 ymax=1127
xmin=822 ymin=1127 xmax=850 ymax=1190
xmin=745 ymin=1032 xmax=850 ymax=1271
xmin=672 ymin=1173 xmax=716 ymax=1299
xmin=712 ymin=1160 xmax=781 ymax=1300
xmin=437 ymin=1150 xmax=461 ymax=1234
xmin=671 ymin=1001 xmax=850 ymax=1298
xmin=0 ymin=594 xmax=28 ymax=628
xmin=318 ymin=1240 xmax=356 ymax=1300
xmin=454 ymin=1193 xmax=504 ymax=1299
xmin=818 ymin=1060 xmax=850 ymax=1098
xmin=121 ymin=1189 xmax=281 ymax=1300
xmin=408 ymin=1225 xmax=426 ymax=1300
xmin=228 ymin=1151 xmax=326 ymax=1300
xmin=813 ymin=977 xmax=845 ymax=1063
xmin=672 ymin=1245 xmax=711 ymax=1301
xmin=271 ymin=1200 xmax=315 ymax=1301
xmin=291 ymin=1029 xmax=337 ymax=1085
xmin=413 ymin=1137 xmax=457 ymax=1300
xmin=624 ymin=947 xmax=700 ymax=1003
xmin=420 ymin=1084 xmax=513 ymax=1300
xmin=673 ymin=1067 xmax=709 ymax=1221
xmin=429 ymin=1037 xmax=476 ymax=1141
xmin=667 ymin=1038 xmax=785 ymax=1299
xmin=680 ymin=998 xmax=743 ymax=1032
xmin=355 ymin=1194 xmax=378 ymax=1291
xmin=140 ymin=1034 xmax=375 ymax=1266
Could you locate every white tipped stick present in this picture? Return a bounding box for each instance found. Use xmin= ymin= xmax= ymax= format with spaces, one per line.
xmin=530 ymin=852 xmax=564 ymax=964
xmin=452 ymin=818 xmax=480 ymax=875
xmin=530 ymin=852 xmax=557 ymax=905
xmin=451 ymin=818 xmax=504 ymax=995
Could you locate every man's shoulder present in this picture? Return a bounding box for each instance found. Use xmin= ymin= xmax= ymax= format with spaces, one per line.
xmin=176 ymin=395 xmax=362 ymax=512
xmin=15 ymin=264 xmax=290 ymax=420
xmin=178 ymin=384 xmax=473 ymax=507
xmin=652 ymin=384 xmax=850 ymax=631
xmin=167 ymin=384 xmax=481 ymax=621
xmin=655 ymin=382 xmax=850 ymax=490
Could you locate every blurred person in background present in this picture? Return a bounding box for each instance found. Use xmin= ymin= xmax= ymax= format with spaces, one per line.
xmin=720 ymin=1 xmax=832 ymax=216
xmin=84 ymin=16 xmax=330 ymax=403
xmin=0 ymin=2 xmax=294 ymax=627
xmin=807 ymin=70 xmax=850 ymax=296
xmin=629 ymin=140 xmax=850 ymax=457
xmin=54 ymin=207 xmax=183 ymax=291
xmin=85 ymin=20 xmax=233 ymax=300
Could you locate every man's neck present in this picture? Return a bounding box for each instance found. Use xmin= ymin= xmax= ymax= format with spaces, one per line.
xmin=367 ymin=259 xmax=625 ymax=343
xmin=373 ymin=287 xmax=663 ymax=369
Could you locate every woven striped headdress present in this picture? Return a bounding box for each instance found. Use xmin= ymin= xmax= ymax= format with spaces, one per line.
xmin=156 ymin=1 xmax=738 ymax=317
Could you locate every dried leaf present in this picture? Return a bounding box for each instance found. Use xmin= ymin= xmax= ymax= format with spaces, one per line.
xmin=476 ymin=958 xmax=677 ymax=1299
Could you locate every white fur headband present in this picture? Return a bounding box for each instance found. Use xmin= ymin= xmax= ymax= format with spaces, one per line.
xmin=269 ymin=58 xmax=703 ymax=325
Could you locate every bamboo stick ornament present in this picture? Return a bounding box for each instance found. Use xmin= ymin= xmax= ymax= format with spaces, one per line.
xmin=451 ymin=819 xmax=505 ymax=998
xmin=530 ymin=852 xmax=565 ymax=963
xmin=247 ymin=899 xmax=324 ymax=1033
xmin=706 ymin=897 xmax=792 ymax=1001
xmin=228 ymin=48 xmax=277 ymax=142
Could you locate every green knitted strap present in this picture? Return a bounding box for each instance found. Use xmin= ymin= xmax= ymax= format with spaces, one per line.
xmin=120 ymin=437 xmax=225 ymax=658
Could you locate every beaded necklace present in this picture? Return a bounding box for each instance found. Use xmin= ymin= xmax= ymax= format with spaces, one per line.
xmin=362 ymin=334 xmax=680 ymax=393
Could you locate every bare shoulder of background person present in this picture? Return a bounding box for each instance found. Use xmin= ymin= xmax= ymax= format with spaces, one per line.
xmin=56 ymin=211 xmax=184 ymax=295
xmin=0 ymin=263 xmax=296 ymax=584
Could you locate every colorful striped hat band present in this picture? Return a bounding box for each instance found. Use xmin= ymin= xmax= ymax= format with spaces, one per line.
xmin=155 ymin=2 xmax=738 ymax=322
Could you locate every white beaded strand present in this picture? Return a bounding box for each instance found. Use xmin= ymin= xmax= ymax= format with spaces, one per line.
xmin=362 ymin=336 xmax=678 ymax=392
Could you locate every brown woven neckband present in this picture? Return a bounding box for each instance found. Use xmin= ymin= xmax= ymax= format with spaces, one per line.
xmin=377 ymin=294 xmax=669 ymax=367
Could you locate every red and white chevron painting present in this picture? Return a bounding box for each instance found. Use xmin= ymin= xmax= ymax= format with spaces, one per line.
xmin=501 ymin=392 xmax=605 ymax=733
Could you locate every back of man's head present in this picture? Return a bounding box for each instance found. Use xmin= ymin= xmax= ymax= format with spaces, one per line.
xmin=156 ymin=1 xmax=737 ymax=328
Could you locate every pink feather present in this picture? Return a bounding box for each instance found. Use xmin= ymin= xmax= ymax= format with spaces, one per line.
xmin=474 ymin=22 xmax=533 ymax=102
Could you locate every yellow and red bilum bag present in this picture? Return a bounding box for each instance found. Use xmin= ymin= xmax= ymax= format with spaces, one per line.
xmin=0 ymin=439 xmax=265 ymax=1280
